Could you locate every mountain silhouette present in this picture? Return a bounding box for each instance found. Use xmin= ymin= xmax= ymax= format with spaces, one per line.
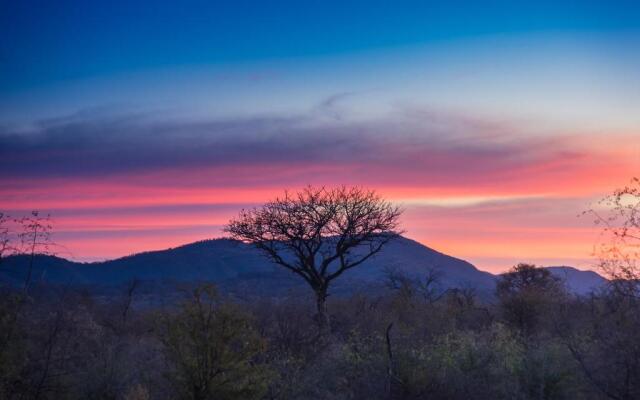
xmin=0 ymin=236 xmax=605 ymax=297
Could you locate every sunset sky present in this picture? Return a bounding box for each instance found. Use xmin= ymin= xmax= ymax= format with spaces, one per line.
xmin=1 ymin=1 xmax=639 ymax=273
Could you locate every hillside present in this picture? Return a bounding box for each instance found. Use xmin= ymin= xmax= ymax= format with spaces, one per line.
xmin=0 ymin=236 xmax=605 ymax=297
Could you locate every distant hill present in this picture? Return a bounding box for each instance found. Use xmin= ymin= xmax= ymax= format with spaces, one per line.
xmin=547 ymin=266 xmax=608 ymax=295
xmin=0 ymin=236 xmax=606 ymax=297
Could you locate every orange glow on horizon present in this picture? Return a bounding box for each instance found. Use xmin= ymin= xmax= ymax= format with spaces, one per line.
xmin=1 ymin=131 xmax=637 ymax=273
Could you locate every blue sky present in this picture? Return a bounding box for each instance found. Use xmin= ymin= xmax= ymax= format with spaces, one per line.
xmin=2 ymin=0 xmax=638 ymax=91
xmin=1 ymin=1 xmax=639 ymax=270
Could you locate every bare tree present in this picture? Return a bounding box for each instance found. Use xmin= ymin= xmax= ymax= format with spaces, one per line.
xmin=17 ymin=211 xmax=53 ymax=294
xmin=0 ymin=212 xmax=10 ymax=264
xmin=558 ymin=289 xmax=640 ymax=400
xmin=225 ymin=186 xmax=403 ymax=337
xmin=586 ymin=177 xmax=640 ymax=296
xmin=384 ymin=266 xmax=445 ymax=305
xmin=120 ymin=278 xmax=140 ymax=329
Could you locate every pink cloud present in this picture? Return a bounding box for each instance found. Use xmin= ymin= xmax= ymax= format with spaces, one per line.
xmin=1 ymin=109 xmax=636 ymax=271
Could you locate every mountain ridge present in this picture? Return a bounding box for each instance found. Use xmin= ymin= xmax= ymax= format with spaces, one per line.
xmin=0 ymin=236 xmax=606 ymax=296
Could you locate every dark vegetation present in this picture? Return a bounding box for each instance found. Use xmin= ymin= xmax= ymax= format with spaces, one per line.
xmin=1 ymin=183 xmax=639 ymax=400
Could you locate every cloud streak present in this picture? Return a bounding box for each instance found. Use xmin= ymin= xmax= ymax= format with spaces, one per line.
xmin=1 ymin=107 xmax=628 ymax=190
xmin=0 ymin=105 xmax=635 ymax=270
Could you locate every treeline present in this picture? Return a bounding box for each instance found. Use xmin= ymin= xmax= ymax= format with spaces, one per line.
xmin=1 ymin=263 xmax=639 ymax=400
xmin=2 ymin=182 xmax=639 ymax=400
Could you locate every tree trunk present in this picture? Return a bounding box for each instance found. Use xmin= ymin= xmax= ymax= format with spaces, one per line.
xmin=315 ymin=288 xmax=330 ymax=338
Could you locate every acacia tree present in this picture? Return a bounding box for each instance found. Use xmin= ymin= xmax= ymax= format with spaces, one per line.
xmin=225 ymin=186 xmax=403 ymax=336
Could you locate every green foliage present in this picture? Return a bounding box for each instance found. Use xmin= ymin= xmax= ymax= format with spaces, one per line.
xmin=161 ymin=284 xmax=272 ymax=400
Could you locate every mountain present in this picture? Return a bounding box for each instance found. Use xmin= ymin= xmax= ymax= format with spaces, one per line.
xmin=547 ymin=266 xmax=607 ymax=295
xmin=0 ymin=236 xmax=605 ymax=297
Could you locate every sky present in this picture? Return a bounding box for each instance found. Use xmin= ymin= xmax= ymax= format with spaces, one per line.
xmin=1 ymin=1 xmax=639 ymax=273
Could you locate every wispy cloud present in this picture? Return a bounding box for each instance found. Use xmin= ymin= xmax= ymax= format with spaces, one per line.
xmin=1 ymin=104 xmax=627 ymax=191
xmin=0 ymin=104 xmax=634 ymax=269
